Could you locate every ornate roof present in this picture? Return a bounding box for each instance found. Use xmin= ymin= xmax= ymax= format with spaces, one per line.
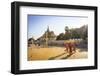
xmin=39 ymin=26 xmax=56 ymax=40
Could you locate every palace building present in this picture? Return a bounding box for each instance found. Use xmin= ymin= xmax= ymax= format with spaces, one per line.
xmin=40 ymin=26 xmax=56 ymax=41
xmin=36 ymin=26 xmax=56 ymax=46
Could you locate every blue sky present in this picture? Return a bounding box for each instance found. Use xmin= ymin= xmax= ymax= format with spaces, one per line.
xmin=28 ymin=15 xmax=88 ymax=39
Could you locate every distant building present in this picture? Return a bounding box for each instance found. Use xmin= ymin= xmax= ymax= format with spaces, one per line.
xmin=39 ymin=26 xmax=56 ymax=41
xmin=28 ymin=37 xmax=34 ymax=47
xmin=36 ymin=26 xmax=56 ymax=46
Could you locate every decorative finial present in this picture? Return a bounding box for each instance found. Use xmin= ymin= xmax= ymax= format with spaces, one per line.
xmin=47 ymin=25 xmax=49 ymax=32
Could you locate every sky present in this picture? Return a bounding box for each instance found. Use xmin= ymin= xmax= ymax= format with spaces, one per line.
xmin=28 ymin=15 xmax=88 ymax=40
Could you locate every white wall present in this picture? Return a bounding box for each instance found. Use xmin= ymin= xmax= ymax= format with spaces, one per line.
xmin=0 ymin=0 xmax=99 ymax=76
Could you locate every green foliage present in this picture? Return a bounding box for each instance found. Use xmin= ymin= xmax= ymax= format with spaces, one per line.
xmin=65 ymin=26 xmax=69 ymax=32
xmin=56 ymin=25 xmax=88 ymax=40
xmin=71 ymin=30 xmax=80 ymax=39
xmin=56 ymin=33 xmax=65 ymax=40
xmin=81 ymin=30 xmax=87 ymax=40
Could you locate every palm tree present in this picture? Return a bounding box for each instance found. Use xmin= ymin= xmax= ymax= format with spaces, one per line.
xmin=65 ymin=26 xmax=69 ymax=33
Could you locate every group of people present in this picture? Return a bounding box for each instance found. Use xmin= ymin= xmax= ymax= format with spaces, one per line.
xmin=64 ymin=40 xmax=77 ymax=55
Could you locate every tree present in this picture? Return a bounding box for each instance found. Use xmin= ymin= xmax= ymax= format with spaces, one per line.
xmin=80 ymin=25 xmax=88 ymax=40
xmin=56 ymin=33 xmax=64 ymax=40
xmin=56 ymin=25 xmax=88 ymax=40
xmin=71 ymin=29 xmax=81 ymax=39
xmin=81 ymin=30 xmax=87 ymax=40
xmin=63 ymin=32 xmax=71 ymax=40
xmin=65 ymin=26 xmax=69 ymax=33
